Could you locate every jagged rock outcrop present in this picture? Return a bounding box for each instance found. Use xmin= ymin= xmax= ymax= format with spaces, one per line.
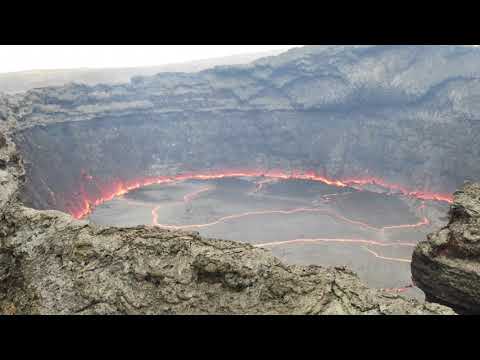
xmin=6 ymin=45 xmax=480 ymax=314
xmin=4 ymin=46 xmax=480 ymax=216
xmin=1 ymin=205 xmax=454 ymax=315
xmin=0 ymin=126 xmax=455 ymax=314
xmin=412 ymin=182 xmax=480 ymax=314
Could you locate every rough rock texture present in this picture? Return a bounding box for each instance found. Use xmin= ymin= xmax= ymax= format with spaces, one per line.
xmin=412 ymin=182 xmax=480 ymax=314
xmin=1 ymin=206 xmax=453 ymax=315
xmin=3 ymin=46 xmax=480 ymax=215
xmin=3 ymin=45 xmax=479 ymax=314
xmin=0 ymin=127 xmax=455 ymax=314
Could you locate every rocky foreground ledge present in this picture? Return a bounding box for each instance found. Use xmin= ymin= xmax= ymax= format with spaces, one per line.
xmin=412 ymin=182 xmax=480 ymax=314
xmin=0 ymin=130 xmax=454 ymax=315
xmin=0 ymin=207 xmax=454 ymax=315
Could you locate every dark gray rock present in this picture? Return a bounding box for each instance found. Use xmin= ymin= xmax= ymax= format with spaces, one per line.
xmin=0 ymin=203 xmax=453 ymax=315
xmin=412 ymin=182 xmax=480 ymax=314
xmin=5 ymin=45 xmax=480 ymax=314
xmin=7 ymin=45 xmax=480 ymax=216
xmin=0 ymin=126 xmax=455 ymax=315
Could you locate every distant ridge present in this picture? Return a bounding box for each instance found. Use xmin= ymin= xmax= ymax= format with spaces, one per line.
xmin=0 ymin=49 xmax=287 ymax=94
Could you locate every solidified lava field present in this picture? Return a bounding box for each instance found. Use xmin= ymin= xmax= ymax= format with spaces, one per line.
xmin=89 ymin=176 xmax=450 ymax=299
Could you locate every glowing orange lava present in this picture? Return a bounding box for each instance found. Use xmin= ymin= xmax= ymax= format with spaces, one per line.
xmin=361 ymin=247 xmax=412 ymax=263
xmin=150 ymin=186 xmax=214 ymax=226
xmin=252 ymin=239 xmax=413 ymax=263
xmin=254 ymin=239 xmax=414 ymax=264
xmin=78 ymin=172 xmax=428 ymax=268
xmin=148 ymin=184 xmax=423 ymax=265
xmin=382 ymin=284 xmax=414 ymax=293
xmin=68 ymin=168 xmax=453 ymax=219
xmin=183 ymin=186 xmax=214 ymax=203
xmin=254 ymin=238 xmax=417 ymax=248
xmin=151 ymin=206 xmax=429 ymax=232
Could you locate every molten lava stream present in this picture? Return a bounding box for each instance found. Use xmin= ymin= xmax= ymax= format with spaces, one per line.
xmin=148 ymin=181 xmax=426 ymax=265
xmin=151 ymin=205 xmax=429 ymax=233
xmin=183 ymin=186 xmax=215 ymax=203
xmin=382 ymin=284 xmax=414 ymax=293
xmin=77 ymin=170 xmax=436 ymax=265
xmin=254 ymin=238 xmax=416 ymax=248
xmin=152 ymin=199 xmax=417 ymax=264
xmin=151 ymin=186 xmax=214 ymax=227
xmin=255 ymin=240 xmax=413 ymax=264
xmin=361 ymin=247 xmax=412 ymax=263
xmin=105 ymin=178 xmax=419 ymax=266
xmin=70 ymin=169 xmax=453 ymax=220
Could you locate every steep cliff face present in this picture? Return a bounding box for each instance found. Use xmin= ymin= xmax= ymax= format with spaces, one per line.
xmin=0 ymin=132 xmax=455 ymax=315
xmin=6 ymin=45 xmax=480 ymax=216
xmin=412 ymin=182 xmax=480 ymax=314
xmin=3 ymin=45 xmax=480 ymax=314
xmin=15 ymin=110 xmax=466 ymax=214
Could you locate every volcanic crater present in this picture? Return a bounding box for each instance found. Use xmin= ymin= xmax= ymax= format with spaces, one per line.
xmin=12 ymin=116 xmax=453 ymax=298
xmin=3 ymin=45 xmax=480 ymax=314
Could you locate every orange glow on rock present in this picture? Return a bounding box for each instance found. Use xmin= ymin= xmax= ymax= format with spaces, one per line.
xmin=151 ymin=206 xmax=430 ymax=232
xmin=66 ymin=169 xmax=453 ymax=220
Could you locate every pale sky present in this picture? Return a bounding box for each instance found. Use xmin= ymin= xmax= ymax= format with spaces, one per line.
xmin=0 ymin=45 xmax=301 ymax=74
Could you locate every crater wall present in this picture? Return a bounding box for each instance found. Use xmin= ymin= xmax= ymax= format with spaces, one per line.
xmin=4 ymin=45 xmax=480 ymax=314
xmin=6 ymin=45 xmax=480 ymax=215
xmin=13 ymin=109 xmax=480 ymax=216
